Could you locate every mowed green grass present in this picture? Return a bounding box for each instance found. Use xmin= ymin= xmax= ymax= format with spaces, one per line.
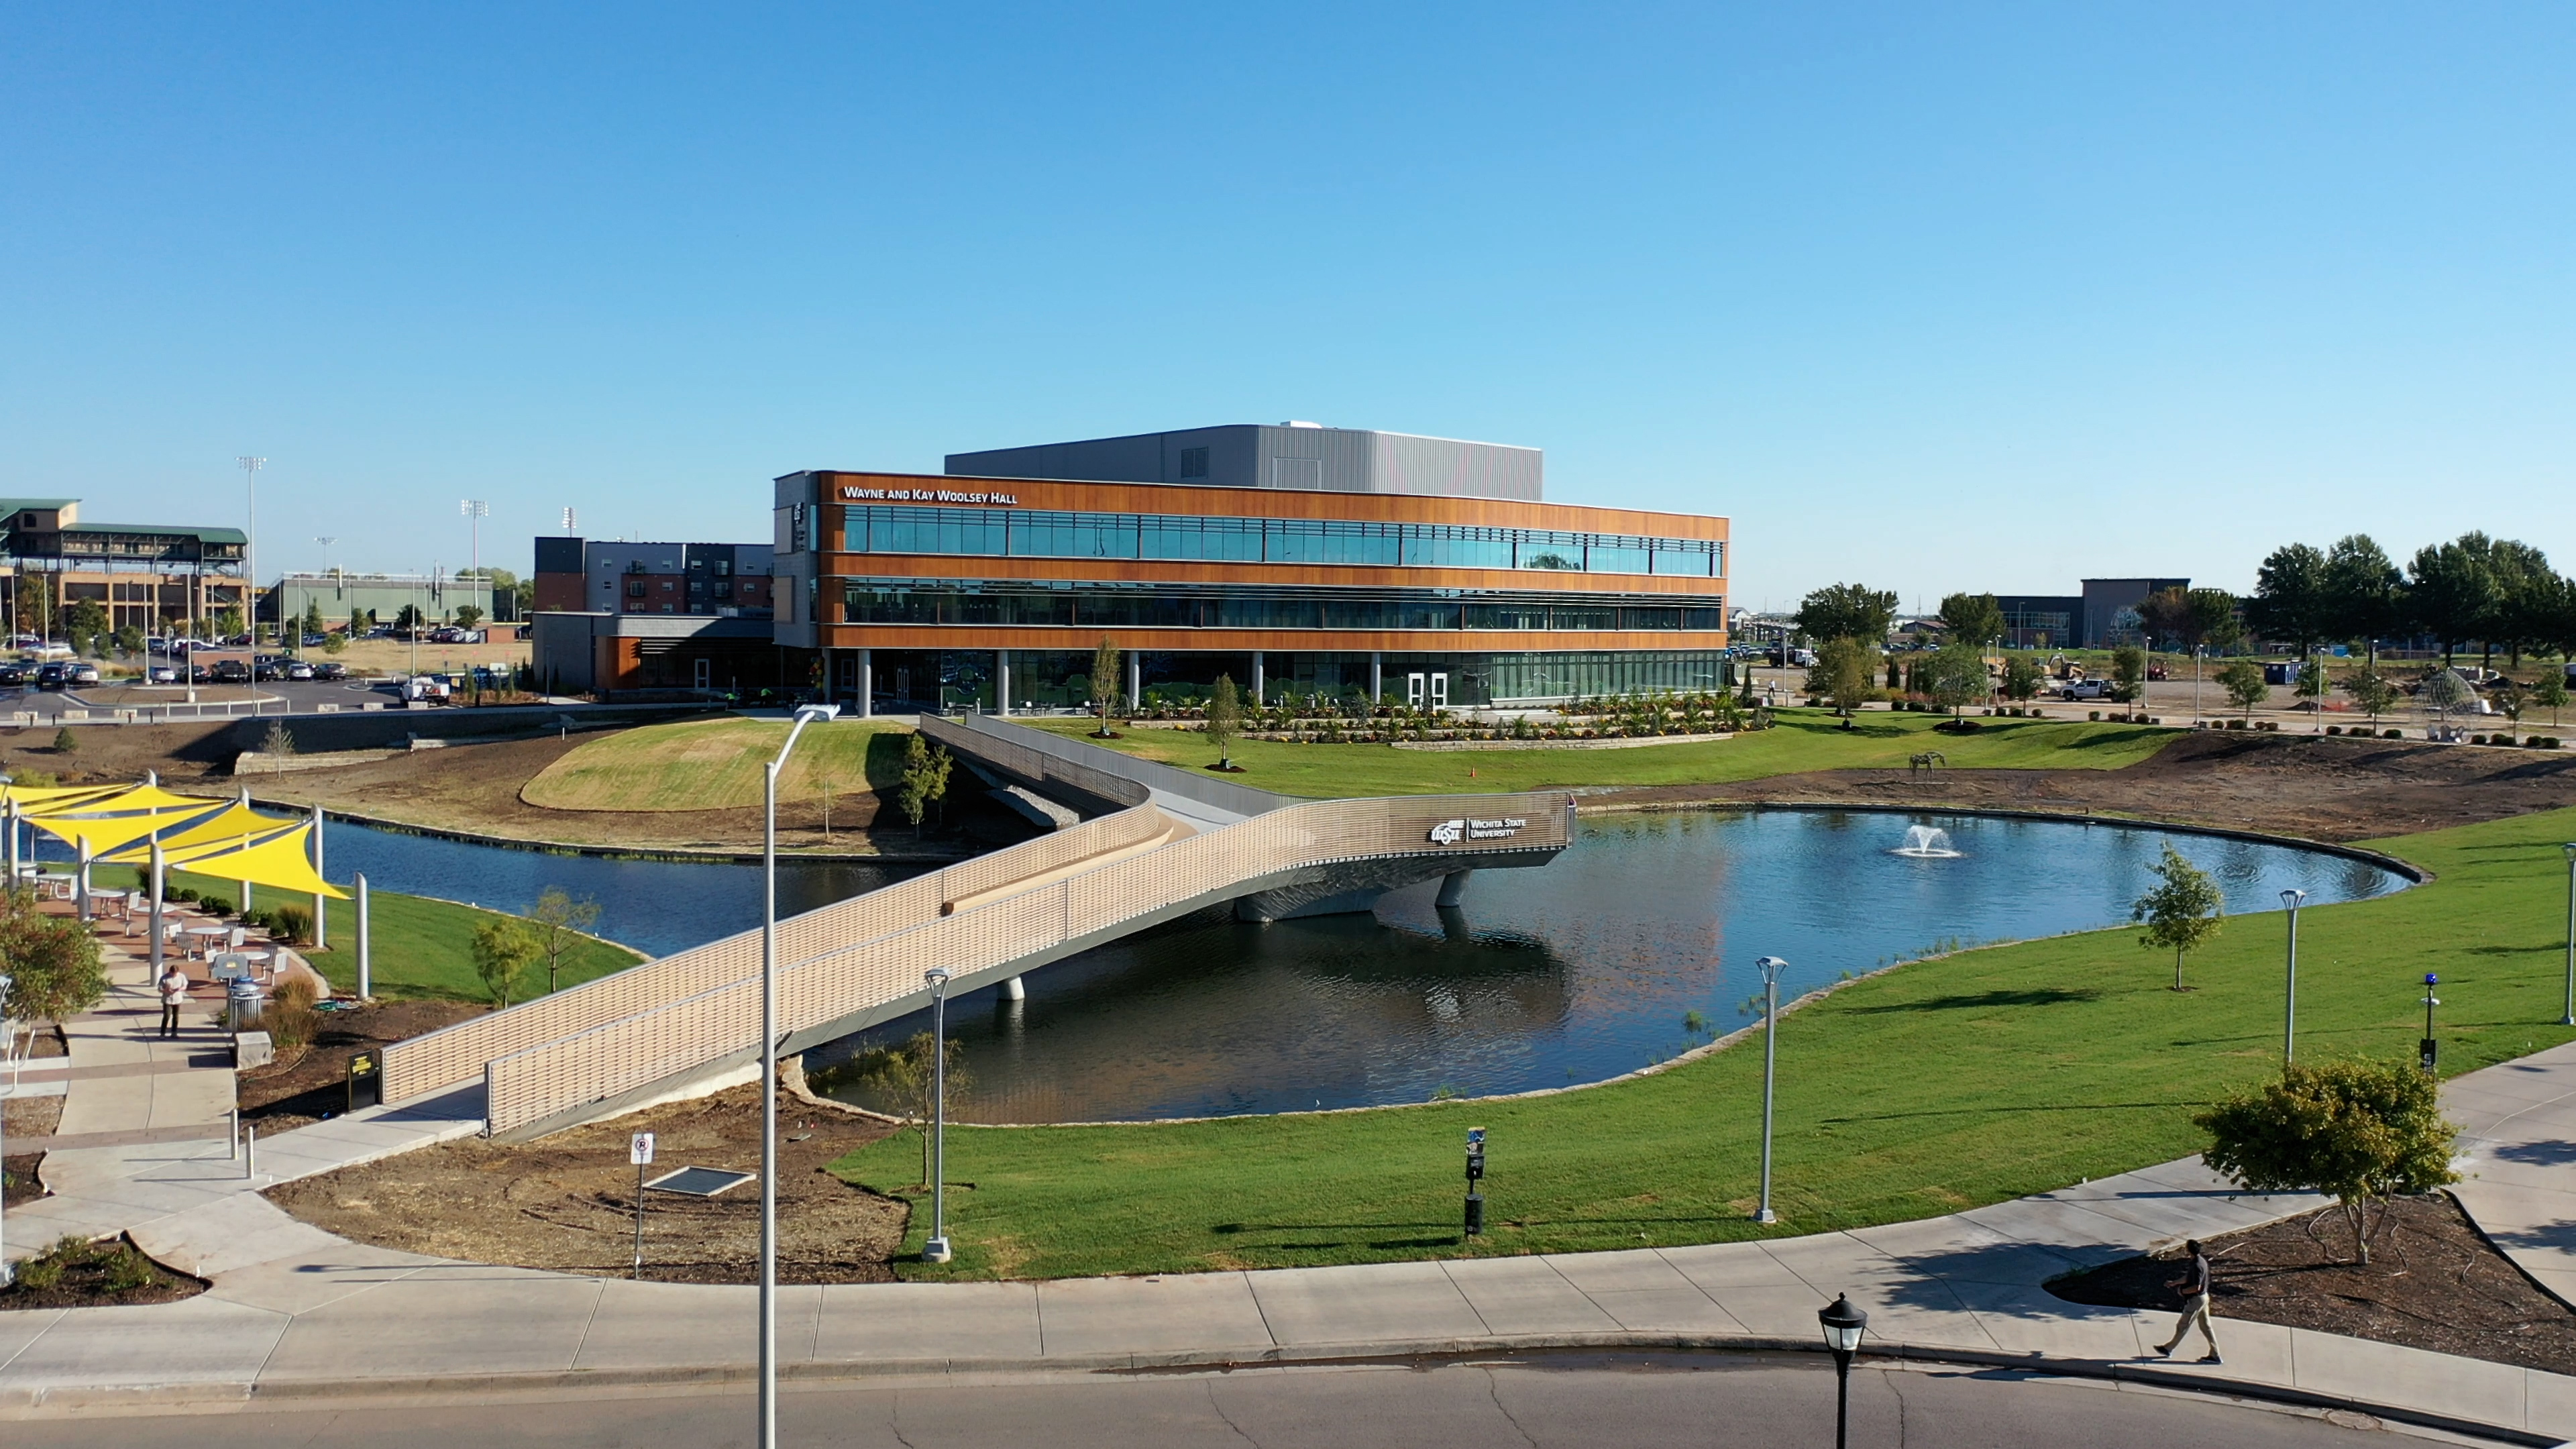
xmin=89 ymin=865 xmax=645 ymax=1003
xmin=521 ymin=717 xmax=909 ymax=812
xmin=830 ymin=804 xmax=2576 ymax=1280
xmin=1028 ymin=709 xmax=2178 ymax=798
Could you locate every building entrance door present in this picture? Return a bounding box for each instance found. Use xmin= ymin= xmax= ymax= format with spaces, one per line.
xmin=1406 ymin=672 xmax=1426 ymax=707
xmin=692 ymin=658 xmax=712 ymax=691
xmin=1429 ymin=672 xmax=1449 ymax=709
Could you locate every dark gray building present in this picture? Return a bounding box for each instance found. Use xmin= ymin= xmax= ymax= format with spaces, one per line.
xmin=945 ymin=422 xmax=1544 ymax=502
xmin=2080 ymin=577 xmax=2189 ymax=649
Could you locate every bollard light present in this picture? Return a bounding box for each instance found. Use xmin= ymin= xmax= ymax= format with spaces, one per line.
xmin=1818 ymin=1293 xmax=1869 ymax=1449
xmin=2421 ymin=972 xmax=2441 ymax=1074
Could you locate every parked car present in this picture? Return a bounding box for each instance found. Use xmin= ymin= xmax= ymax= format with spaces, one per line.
xmin=2059 ymin=678 xmax=2116 ymax=701
xmin=34 ymin=663 xmax=67 ymax=690
xmin=147 ymin=664 xmax=178 ymax=684
xmin=68 ymin=663 xmax=99 ymax=686
xmin=211 ymin=659 xmax=250 ymax=684
xmin=309 ymin=661 xmax=347 ymax=681
xmin=284 ymin=661 xmax=315 ymax=680
xmin=303 ymin=633 xmax=328 ymax=647
xmin=252 ymin=659 xmax=282 ymax=681
xmin=0 ymin=665 xmax=23 ymax=686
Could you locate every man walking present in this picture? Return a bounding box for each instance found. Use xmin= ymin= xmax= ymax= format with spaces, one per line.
xmin=157 ymin=961 xmax=191 ymax=1038
xmin=2151 ymin=1238 xmax=2221 ymax=1363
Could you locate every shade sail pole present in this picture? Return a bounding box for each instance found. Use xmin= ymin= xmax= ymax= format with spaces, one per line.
xmin=310 ymin=802 xmax=327 ymax=951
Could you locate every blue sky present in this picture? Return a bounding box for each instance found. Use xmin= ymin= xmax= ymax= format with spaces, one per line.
xmin=3 ymin=3 xmax=2568 ymax=610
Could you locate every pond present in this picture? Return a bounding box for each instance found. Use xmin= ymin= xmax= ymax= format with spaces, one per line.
xmin=804 ymin=810 xmax=2408 ymax=1123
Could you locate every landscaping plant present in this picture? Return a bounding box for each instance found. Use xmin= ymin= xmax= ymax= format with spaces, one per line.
xmin=2218 ymin=659 xmax=2269 ymax=720
xmin=2196 ymin=1057 xmax=2459 ymax=1265
xmin=2132 ymin=844 xmax=2223 ymax=991
xmin=469 ymin=916 xmax=542 ymax=1008
xmin=525 ymin=886 xmax=603 ymax=994
xmin=1090 ymin=635 xmax=1122 ymax=738
xmin=896 ymin=733 xmax=954 ymax=839
xmin=0 ymin=886 xmax=108 ymax=1022
xmin=1205 ymin=674 xmax=1244 ymax=769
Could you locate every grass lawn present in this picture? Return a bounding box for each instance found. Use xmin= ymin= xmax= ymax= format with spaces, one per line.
xmin=830 ymin=803 xmax=2576 ymax=1280
xmin=1024 ymin=709 xmax=2178 ymax=798
xmin=522 ymin=716 xmax=909 ymax=811
xmin=88 ymin=865 xmax=645 ymax=1004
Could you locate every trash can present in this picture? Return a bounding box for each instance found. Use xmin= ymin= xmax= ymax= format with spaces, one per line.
xmin=226 ymin=977 xmax=266 ymax=1034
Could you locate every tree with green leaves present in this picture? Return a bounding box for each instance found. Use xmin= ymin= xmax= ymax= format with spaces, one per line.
xmin=1205 ymin=674 xmax=1244 ymax=769
xmin=2133 ymin=843 xmax=2223 ymax=990
xmin=347 ymin=606 xmax=371 ymax=638
xmin=896 ymin=731 xmax=954 ymax=839
xmin=2322 ymin=535 xmax=2405 ymax=661
xmin=526 ymin=886 xmax=603 ymax=995
xmin=2196 ymin=1057 xmax=2459 ymax=1265
xmin=0 ymin=886 xmax=109 ymax=1022
xmin=1807 ymin=637 xmax=1876 ymax=726
xmin=453 ymin=604 xmax=485 ymax=631
xmin=1791 ymin=584 xmax=1899 ymax=651
xmin=2406 ymin=533 xmax=2498 ymax=665
xmin=2247 ymin=543 xmax=2330 ymax=653
xmin=2001 ymin=654 xmax=2042 ymax=703
xmin=2294 ymin=657 xmax=2330 ymax=727
xmin=301 ymin=598 xmax=326 ymax=643
xmin=2482 ymin=539 xmax=2555 ymax=668
xmin=2218 ymin=659 xmax=2268 ymax=718
xmin=64 ymin=598 xmax=109 ymax=657
xmin=2342 ymin=667 xmax=2398 ymax=729
xmin=2536 ymin=671 xmax=2571 ymax=731
xmin=1090 ymin=636 xmax=1122 ymax=737
xmin=1923 ymin=643 xmax=1986 ymax=718
xmin=51 ymin=727 xmax=76 ymax=755
xmin=2109 ymin=646 xmax=2147 ymax=704
xmin=392 ymin=604 xmax=426 ymax=635
xmin=469 ymin=916 xmax=541 ymax=1008
xmin=837 ymin=1030 xmax=971 ymax=1188
xmin=212 ymin=605 xmax=244 ymax=639
xmin=1937 ymin=592 xmax=2005 ymax=649
xmin=111 ymin=623 xmax=144 ymax=657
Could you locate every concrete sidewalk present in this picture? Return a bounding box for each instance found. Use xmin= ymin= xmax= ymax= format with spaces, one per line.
xmin=2451 ymin=1039 xmax=2576 ymax=1307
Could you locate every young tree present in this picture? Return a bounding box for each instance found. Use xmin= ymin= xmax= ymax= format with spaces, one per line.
xmin=347 ymin=606 xmax=370 ymax=638
xmin=2293 ymin=659 xmax=2330 ymax=726
xmin=846 ymin=1030 xmax=971 ymax=1188
xmin=2342 ymin=667 xmax=2398 ymax=729
xmin=1089 ymin=635 xmax=1122 ymax=737
xmin=322 ymin=630 xmax=347 ymax=655
xmin=1205 ymin=674 xmax=1244 ymax=768
xmin=0 ymin=887 xmax=109 ymax=1022
xmin=2247 ymin=543 xmax=2330 ymax=653
xmin=525 ymin=886 xmax=603 ymax=995
xmin=469 ymin=916 xmax=541 ymax=1008
xmin=1791 ymin=584 xmax=1899 ymax=651
xmin=1937 ymin=592 xmax=2006 ymax=649
xmin=1808 ymin=637 xmax=1875 ymax=726
xmin=2133 ymin=843 xmax=2224 ymax=990
xmin=895 ymin=732 xmax=954 ymax=839
xmin=2001 ymin=654 xmax=2043 ymax=703
xmin=301 ymin=598 xmax=326 ymax=642
xmin=452 ymin=604 xmax=486 ymax=631
xmin=2536 ymin=672 xmax=2571 ymax=731
xmin=2196 ymin=1057 xmax=2459 ymax=1265
xmin=2109 ymin=646 xmax=2147 ymax=704
xmin=212 ymin=606 xmax=244 ymax=639
xmin=51 ymin=727 xmax=76 ymax=754
xmin=259 ymin=718 xmax=297 ymax=770
xmin=2217 ymin=659 xmax=2268 ymax=719
xmin=1923 ymin=643 xmax=1986 ymax=718
xmin=65 ymin=598 xmax=109 ymax=656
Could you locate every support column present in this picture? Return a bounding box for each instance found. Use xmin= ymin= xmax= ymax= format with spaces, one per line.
xmin=355 ymin=873 xmax=372 ymax=1000
xmin=819 ymin=646 xmax=835 ymax=704
xmin=149 ymin=839 xmax=166 ymax=979
xmin=857 ymin=647 xmax=873 ymax=718
xmin=996 ymin=651 xmax=1010 ymax=716
xmin=310 ymin=801 xmax=327 ymax=951
xmin=1126 ymin=652 xmax=1140 ymax=710
xmin=76 ymin=838 xmax=92 ymax=921
xmin=1369 ymin=652 xmax=1383 ymax=705
xmin=1002 ymin=975 xmax=1026 ymax=1001
xmin=1436 ymin=869 xmax=1474 ymax=908
xmin=1251 ymin=652 xmax=1265 ymax=705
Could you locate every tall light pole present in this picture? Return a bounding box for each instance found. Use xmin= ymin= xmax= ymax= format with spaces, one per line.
xmin=237 ymin=457 xmax=264 ymax=645
xmin=2279 ymin=889 xmax=2306 ymax=1065
xmin=924 ymin=966 xmax=954 ymax=1263
xmin=1753 ymin=955 xmax=1788 ymax=1224
xmin=0 ymin=970 xmax=13 ymax=1286
xmin=2560 ymin=843 xmax=2575 ymax=1028
xmin=757 ymin=701 xmax=837 ymax=1449
xmin=460 ymin=500 xmax=488 ymax=620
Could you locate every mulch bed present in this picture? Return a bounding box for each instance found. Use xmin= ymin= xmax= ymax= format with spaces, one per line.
xmin=0 ymin=1233 xmax=207 ymax=1311
xmin=2048 ymin=1193 xmax=2576 ymax=1375
xmin=3 ymin=1024 xmax=67 ymax=1208
xmin=237 ymin=998 xmax=488 ymax=1132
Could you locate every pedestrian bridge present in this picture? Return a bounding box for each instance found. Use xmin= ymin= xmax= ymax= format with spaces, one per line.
xmin=380 ymin=716 xmax=1573 ymax=1139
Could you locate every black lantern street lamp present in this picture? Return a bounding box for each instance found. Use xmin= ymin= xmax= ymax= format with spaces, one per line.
xmin=1818 ymin=1293 xmax=1868 ymax=1449
xmin=2420 ymin=973 xmax=2440 ymax=1074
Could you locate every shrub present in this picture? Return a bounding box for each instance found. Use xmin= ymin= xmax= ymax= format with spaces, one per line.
xmin=50 ymin=727 xmax=76 ymax=753
xmin=270 ymin=904 xmax=312 ymax=945
xmin=104 ymin=1243 xmax=156 ymax=1291
xmin=2196 ymin=1057 xmax=2459 ymax=1265
xmin=2326 ymin=725 xmax=2342 ymax=736
xmin=2383 ymin=729 xmax=2404 ymax=739
xmin=268 ymin=974 xmax=321 ymax=1050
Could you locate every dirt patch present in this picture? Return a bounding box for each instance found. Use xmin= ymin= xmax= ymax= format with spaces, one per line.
xmin=265 ymin=1083 xmax=907 ymax=1283
xmin=2048 ymin=1193 xmax=2576 ymax=1375
xmin=237 ymin=999 xmax=489 ymax=1133
xmin=1615 ymin=730 xmax=2576 ymax=842
xmin=3 ymin=1025 xmax=67 ymax=1208
xmin=0 ymin=1233 xmax=207 ymax=1311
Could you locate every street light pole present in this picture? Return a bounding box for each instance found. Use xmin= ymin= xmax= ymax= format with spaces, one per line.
xmin=460 ymin=501 xmax=488 ymax=619
xmin=237 ymin=457 xmax=263 ymax=647
xmin=2279 ymin=890 xmax=2306 ymax=1066
xmin=1753 ymin=955 xmax=1788 ymax=1224
xmin=2561 ymin=844 xmax=2575 ymax=1028
xmin=1818 ymin=1293 xmax=1868 ymax=1449
xmin=924 ymin=966 xmax=954 ymax=1263
xmin=757 ymin=702 xmax=838 ymax=1449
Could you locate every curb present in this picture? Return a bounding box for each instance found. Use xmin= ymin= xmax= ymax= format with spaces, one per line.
xmin=0 ymin=1334 xmax=2556 ymax=1442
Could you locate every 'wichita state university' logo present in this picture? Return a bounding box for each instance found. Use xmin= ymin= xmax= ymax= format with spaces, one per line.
xmin=1428 ymin=816 xmax=1528 ymax=845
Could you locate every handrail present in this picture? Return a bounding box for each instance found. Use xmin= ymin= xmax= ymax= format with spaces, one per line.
xmin=479 ymin=790 xmax=1572 ymax=1136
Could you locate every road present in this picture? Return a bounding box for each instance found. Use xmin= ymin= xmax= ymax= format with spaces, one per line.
xmin=1 ymin=1355 xmax=2430 ymax=1447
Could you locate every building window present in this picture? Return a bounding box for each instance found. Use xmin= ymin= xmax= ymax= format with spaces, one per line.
xmin=1179 ymin=446 xmax=1210 ymax=479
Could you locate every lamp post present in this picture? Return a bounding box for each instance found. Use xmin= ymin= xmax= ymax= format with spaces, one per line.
xmin=237 ymin=456 xmax=263 ymax=651
xmin=2420 ymin=973 xmax=2441 ymax=1075
xmin=1 ymin=969 xmax=13 ymax=1286
xmin=1753 ymin=955 xmax=1788 ymax=1224
xmin=2279 ymin=889 xmax=2306 ymax=1066
xmin=923 ymin=966 xmax=954 ymax=1264
xmin=757 ymin=702 xmax=839 ymax=1449
xmin=1818 ymin=1292 xmax=1868 ymax=1449
xmin=2561 ymin=843 xmax=2575 ymax=1028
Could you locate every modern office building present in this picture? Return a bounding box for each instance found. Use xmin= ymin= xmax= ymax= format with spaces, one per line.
xmin=2081 ymin=577 xmax=2189 ymax=649
xmin=531 ymin=537 xmax=775 ymax=618
xmin=0 ymin=496 xmax=248 ymax=637
xmin=1994 ymin=594 xmax=2082 ymax=651
xmin=771 ymin=424 xmax=1729 ymax=713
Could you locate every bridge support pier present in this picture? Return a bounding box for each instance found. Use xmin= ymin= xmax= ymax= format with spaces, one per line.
xmin=1002 ymin=975 xmax=1025 ymax=1002
xmin=1436 ymin=869 xmax=1474 ymax=908
xmin=1126 ymin=653 xmax=1140 ymax=710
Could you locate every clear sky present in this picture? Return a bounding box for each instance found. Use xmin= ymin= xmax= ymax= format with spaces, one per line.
xmin=4 ymin=4 xmax=2568 ymax=610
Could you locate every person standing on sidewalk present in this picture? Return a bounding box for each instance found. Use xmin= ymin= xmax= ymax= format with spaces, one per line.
xmin=2152 ymin=1238 xmax=2221 ymax=1363
xmin=157 ymin=963 xmax=191 ymax=1038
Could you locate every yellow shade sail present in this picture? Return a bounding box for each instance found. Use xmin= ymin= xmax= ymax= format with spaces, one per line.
xmin=35 ymin=802 xmax=227 ymax=855
xmin=99 ymin=802 xmax=280 ymax=862
xmin=23 ymin=784 xmax=223 ymax=818
xmin=158 ymin=824 xmax=347 ymax=900
xmin=0 ymin=783 xmax=125 ymax=810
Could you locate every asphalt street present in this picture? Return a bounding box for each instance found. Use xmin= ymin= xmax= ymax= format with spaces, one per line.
xmin=2 ymin=1355 xmax=2430 ymax=1448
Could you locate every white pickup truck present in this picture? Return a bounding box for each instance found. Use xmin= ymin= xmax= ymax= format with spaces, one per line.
xmin=2059 ymin=678 xmax=2116 ymax=701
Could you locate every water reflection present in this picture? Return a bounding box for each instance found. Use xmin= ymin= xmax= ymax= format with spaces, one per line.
xmin=814 ymin=810 xmax=2407 ymax=1123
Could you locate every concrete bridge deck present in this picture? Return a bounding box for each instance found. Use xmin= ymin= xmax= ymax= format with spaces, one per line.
xmin=378 ymin=716 xmax=1572 ymax=1139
